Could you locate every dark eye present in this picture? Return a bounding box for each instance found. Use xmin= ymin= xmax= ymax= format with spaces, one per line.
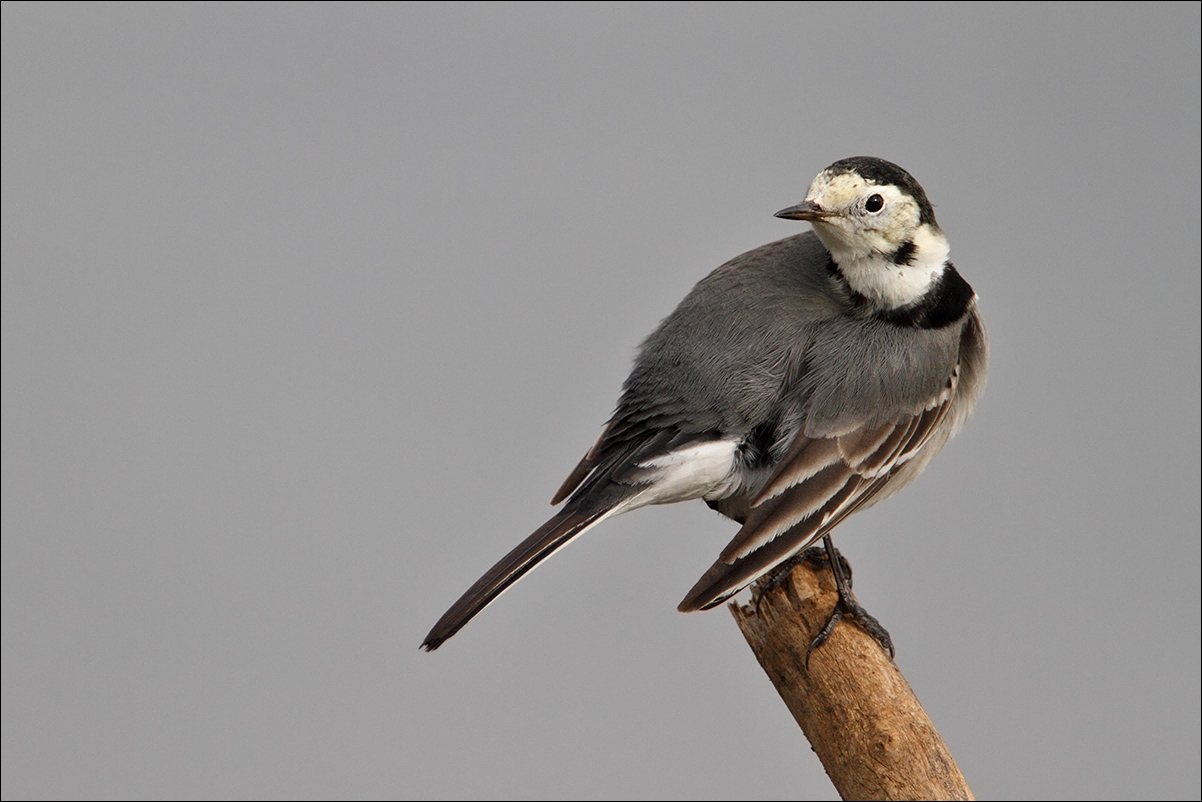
xmin=865 ymin=194 xmax=885 ymax=213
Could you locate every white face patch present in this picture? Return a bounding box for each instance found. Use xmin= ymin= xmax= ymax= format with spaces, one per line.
xmin=805 ymin=172 xmax=921 ymax=257
xmin=802 ymin=171 xmax=949 ymax=309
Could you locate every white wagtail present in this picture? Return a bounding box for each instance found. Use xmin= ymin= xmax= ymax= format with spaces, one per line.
xmin=422 ymin=157 xmax=988 ymax=654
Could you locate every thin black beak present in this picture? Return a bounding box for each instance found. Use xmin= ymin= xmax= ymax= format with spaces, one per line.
xmin=774 ymin=200 xmax=829 ymax=221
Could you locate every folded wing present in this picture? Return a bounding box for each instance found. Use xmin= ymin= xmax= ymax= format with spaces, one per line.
xmin=678 ymin=372 xmax=957 ymax=612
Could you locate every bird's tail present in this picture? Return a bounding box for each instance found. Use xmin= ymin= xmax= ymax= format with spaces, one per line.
xmin=421 ymin=507 xmax=610 ymax=651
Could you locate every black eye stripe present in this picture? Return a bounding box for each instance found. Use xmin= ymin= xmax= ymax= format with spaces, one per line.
xmin=865 ymin=194 xmax=885 ymax=213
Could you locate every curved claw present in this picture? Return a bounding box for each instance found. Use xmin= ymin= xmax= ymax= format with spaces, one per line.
xmin=751 ymin=545 xmax=834 ymax=613
xmin=805 ymin=593 xmax=895 ymax=667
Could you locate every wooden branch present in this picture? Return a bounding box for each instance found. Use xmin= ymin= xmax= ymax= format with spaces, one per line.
xmin=729 ymin=558 xmax=974 ymax=801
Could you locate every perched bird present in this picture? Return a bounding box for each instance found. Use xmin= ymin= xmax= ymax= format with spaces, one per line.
xmin=422 ymin=157 xmax=987 ymax=653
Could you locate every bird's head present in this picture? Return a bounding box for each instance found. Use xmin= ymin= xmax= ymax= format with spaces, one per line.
xmin=776 ymin=157 xmax=944 ymax=266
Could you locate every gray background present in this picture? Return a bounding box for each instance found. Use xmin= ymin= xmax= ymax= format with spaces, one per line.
xmin=3 ymin=3 xmax=1199 ymax=800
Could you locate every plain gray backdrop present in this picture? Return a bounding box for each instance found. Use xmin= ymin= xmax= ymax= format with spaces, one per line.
xmin=3 ymin=3 xmax=1199 ymax=800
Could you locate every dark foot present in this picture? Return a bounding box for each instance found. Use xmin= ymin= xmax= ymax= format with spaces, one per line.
xmin=806 ymin=536 xmax=894 ymax=665
xmin=805 ymin=586 xmax=895 ymax=665
xmin=752 ymin=539 xmax=894 ymax=663
xmin=752 ymin=545 xmax=842 ymax=612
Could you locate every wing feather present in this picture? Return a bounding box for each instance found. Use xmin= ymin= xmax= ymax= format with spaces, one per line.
xmin=678 ymin=371 xmax=959 ymax=612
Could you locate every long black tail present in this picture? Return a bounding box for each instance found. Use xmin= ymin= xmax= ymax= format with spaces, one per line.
xmin=421 ymin=508 xmax=607 ymax=651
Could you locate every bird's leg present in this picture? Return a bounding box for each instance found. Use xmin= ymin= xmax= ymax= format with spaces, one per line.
xmin=806 ymin=535 xmax=895 ymax=665
xmin=750 ymin=538 xmax=895 ymax=663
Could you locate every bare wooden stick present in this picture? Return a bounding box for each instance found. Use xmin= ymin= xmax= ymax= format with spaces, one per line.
xmin=730 ymin=558 xmax=974 ymax=801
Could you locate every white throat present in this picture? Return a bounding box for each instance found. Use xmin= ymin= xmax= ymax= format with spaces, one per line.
xmin=824 ymin=224 xmax=949 ymax=310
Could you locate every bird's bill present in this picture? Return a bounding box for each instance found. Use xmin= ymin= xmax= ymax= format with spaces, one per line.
xmin=774 ymin=200 xmax=831 ymax=221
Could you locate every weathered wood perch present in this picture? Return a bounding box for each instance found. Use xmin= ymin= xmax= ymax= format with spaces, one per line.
xmin=730 ymin=557 xmax=974 ymax=801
